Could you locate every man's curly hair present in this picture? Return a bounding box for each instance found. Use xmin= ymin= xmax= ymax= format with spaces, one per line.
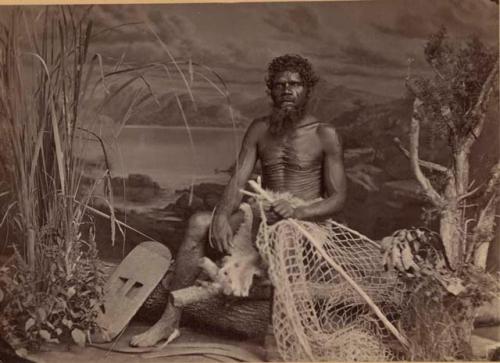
xmin=266 ymin=54 xmax=319 ymax=93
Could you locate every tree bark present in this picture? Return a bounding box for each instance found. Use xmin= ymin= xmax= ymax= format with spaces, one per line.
xmin=440 ymin=205 xmax=462 ymax=269
xmin=135 ymin=278 xmax=271 ymax=339
xmin=472 ymin=196 xmax=497 ymax=269
xmin=183 ymin=297 xmax=271 ymax=338
xmin=454 ymin=149 xmax=470 ymax=197
xmin=472 ymin=164 xmax=500 ymax=269
xmin=406 ymin=57 xmax=498 ymax=271
xmin=409 ymin=98 xmax=444 ymax=208
xmin=474 ymin=243 xmax=491 ymax=270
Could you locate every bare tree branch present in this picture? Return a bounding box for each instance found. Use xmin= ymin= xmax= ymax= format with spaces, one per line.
xmin=393 ymin=137 xmax=450 ymax=174
xmin=472 ymin=194 xmax=497 ymax=268
xmin=464 ymin=59 xmax=499 ymax=149
xmin=469 ymin=163 xmax=500 ymax=267
xmin=457 ymin=186 xmax=482 ymax=202
xmin=409 ymin=98 xmax=446 ymax=207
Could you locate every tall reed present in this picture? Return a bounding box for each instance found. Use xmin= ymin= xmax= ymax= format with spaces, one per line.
xmin=0 ymin=7 xmax=90 ymax=268
xmin=0 ymin=6 xmax=126 ymax=348
xmin=0 ymin=6 xmax=241 ymax=349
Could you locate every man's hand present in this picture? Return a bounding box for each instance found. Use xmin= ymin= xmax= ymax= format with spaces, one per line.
xmin=211 ymin=213 xmax=233 ymax=253
xmin=272 ymin=199 xmax=296 ymax=219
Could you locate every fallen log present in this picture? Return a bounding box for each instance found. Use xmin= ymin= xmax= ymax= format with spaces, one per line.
xmin=176 ymin=282 xmax=272 ymax=338
xmin=183 ymin=297 xmax=271 ymax=339
xmin=134 ymin=276 xmax=271 ymax=338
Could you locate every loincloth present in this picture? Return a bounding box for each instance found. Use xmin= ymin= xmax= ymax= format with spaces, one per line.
xmin=205 ymin=194 xmax=327 ymax=298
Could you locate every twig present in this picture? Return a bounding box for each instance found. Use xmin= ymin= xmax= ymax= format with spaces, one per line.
xmin=248 ymin=180 xmax=273 ymax=202
xmin=459 ymin=203 xmax=479 ymax=209
xmin=457 ymin=186 xmax=482 ymax=202
xmin=393 ymin=137 xmax=450 ymax=174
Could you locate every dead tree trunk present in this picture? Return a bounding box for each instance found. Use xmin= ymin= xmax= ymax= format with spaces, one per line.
xmin=440 ymin=205 xmax=463 ymax=268
xmin=470 ymin=164 xmax=500 ymax=267
xmin=183 ymin=297 xmax=271 ymax=338
xmin=135 ymin=280 xmax=271 ymax=338
xmin=401 ymin=59 xmax=499 ymax=269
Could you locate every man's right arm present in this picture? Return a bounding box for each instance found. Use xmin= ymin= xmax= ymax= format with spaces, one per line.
xmin=211 ymin=119 xmax=264 ymax=252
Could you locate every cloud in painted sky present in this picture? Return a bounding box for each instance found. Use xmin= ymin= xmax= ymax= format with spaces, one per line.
xmin=371 ymin=0 xmax=498 ymax=44
xmin=91 ymin=6 xmax=201 ymax=62
xmin=6 ymin=0 xmax=492 ymax=99
xmin=263 ymin=5 xmax=322 ymax=40
xmin=372 ymin=12 xmax=436 ymax=40
xmin=339 ymin=40 xmax=407 ymax=69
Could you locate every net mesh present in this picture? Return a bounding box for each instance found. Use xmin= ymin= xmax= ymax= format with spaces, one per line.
xmin=256 ymin=218 xmax=406 ymax=361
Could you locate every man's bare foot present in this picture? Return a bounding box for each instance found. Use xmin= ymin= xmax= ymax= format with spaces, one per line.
xmin=130 ymin=304 xmax=180 ymax=347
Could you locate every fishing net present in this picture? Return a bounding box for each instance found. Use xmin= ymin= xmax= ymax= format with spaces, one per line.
xmin=255 ymin=217 xmax=406 ymax=361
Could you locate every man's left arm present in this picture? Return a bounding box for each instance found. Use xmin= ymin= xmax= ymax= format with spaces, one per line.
xmin=294 ymin=125 xmax=347 ymax=221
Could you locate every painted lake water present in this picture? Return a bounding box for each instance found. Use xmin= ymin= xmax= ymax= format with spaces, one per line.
xmin=82 ymin=126 xmax=245 ymax=206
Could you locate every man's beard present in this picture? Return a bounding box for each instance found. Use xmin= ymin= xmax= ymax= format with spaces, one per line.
xmin=269 ymin=103 xmax=307 ymax=137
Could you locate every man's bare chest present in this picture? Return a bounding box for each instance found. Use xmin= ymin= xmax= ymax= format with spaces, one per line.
xmin=257 ymin=131 xmax=323 ymax=171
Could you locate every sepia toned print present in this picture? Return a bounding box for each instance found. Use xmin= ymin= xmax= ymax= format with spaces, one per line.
xmin=0 ymin=1 xmax=498 ymax=362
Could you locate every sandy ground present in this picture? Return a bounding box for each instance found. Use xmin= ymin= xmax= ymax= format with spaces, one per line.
xmin=30 ymin=323 xmax=268 ymax=363
xmin=16 ymin=322 xmax=500 ymax=362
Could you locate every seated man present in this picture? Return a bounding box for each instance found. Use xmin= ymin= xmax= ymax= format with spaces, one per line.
xmin=130 ymin=54 xmax=347 ymax=347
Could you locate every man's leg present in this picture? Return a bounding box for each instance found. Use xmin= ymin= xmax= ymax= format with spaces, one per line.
xmin=130 ymin=210 xmax=244 ymax=347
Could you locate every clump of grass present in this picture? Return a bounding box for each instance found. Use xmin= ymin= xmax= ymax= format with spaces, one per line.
xmin=399 ymin=266 xmax=499 ymax=361
xmin=0 ymin=5 xmax=243 ymax=350
xmin=0 ymin=233 xmax=104 ymax=348
xmin=0 ymin=7 xmax=121 ymax=349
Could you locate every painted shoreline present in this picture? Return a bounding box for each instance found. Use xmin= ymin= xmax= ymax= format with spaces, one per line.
xmin=123 ymin=125 xmax=246 ymax=131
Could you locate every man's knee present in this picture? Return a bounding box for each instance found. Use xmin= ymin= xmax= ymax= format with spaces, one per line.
xmin=187 ymin=211 xmax=212 ymax=240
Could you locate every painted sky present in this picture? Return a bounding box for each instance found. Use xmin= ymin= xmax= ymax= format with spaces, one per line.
xmin=85 ymin=0 xmax=499 ymax=99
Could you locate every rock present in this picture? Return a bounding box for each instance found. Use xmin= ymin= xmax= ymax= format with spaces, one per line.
xmin=130 ymin=188 xmax=160 ymax=203
xmin=175 ymin=192 xmax=205 ymax=213
xmin=111 ymin=174 xmax=160 ymax=191
xmin=376 ymin=151 xmax=414 ymax=180
xmin=204 ymin=193 xmax=221 ymax=210
xmin=162 ymin=203 xmax=177 ymax=212
xmin=344 ymin=147 xmax=376 ymax=166
xmin=127 ymin=174 xmax=159 ymax=189
xmin=382 ymin=179 xmax=425 ymax=202
xmin=192 ymin=183 xmax=225 ymax=199
xmin=110 ymin=174 xmax=161 ymax=203
xmin=171 ymin=183 xmax=226 ymax=213
xmin=346 ymin=164 xmax=384 ymax=192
